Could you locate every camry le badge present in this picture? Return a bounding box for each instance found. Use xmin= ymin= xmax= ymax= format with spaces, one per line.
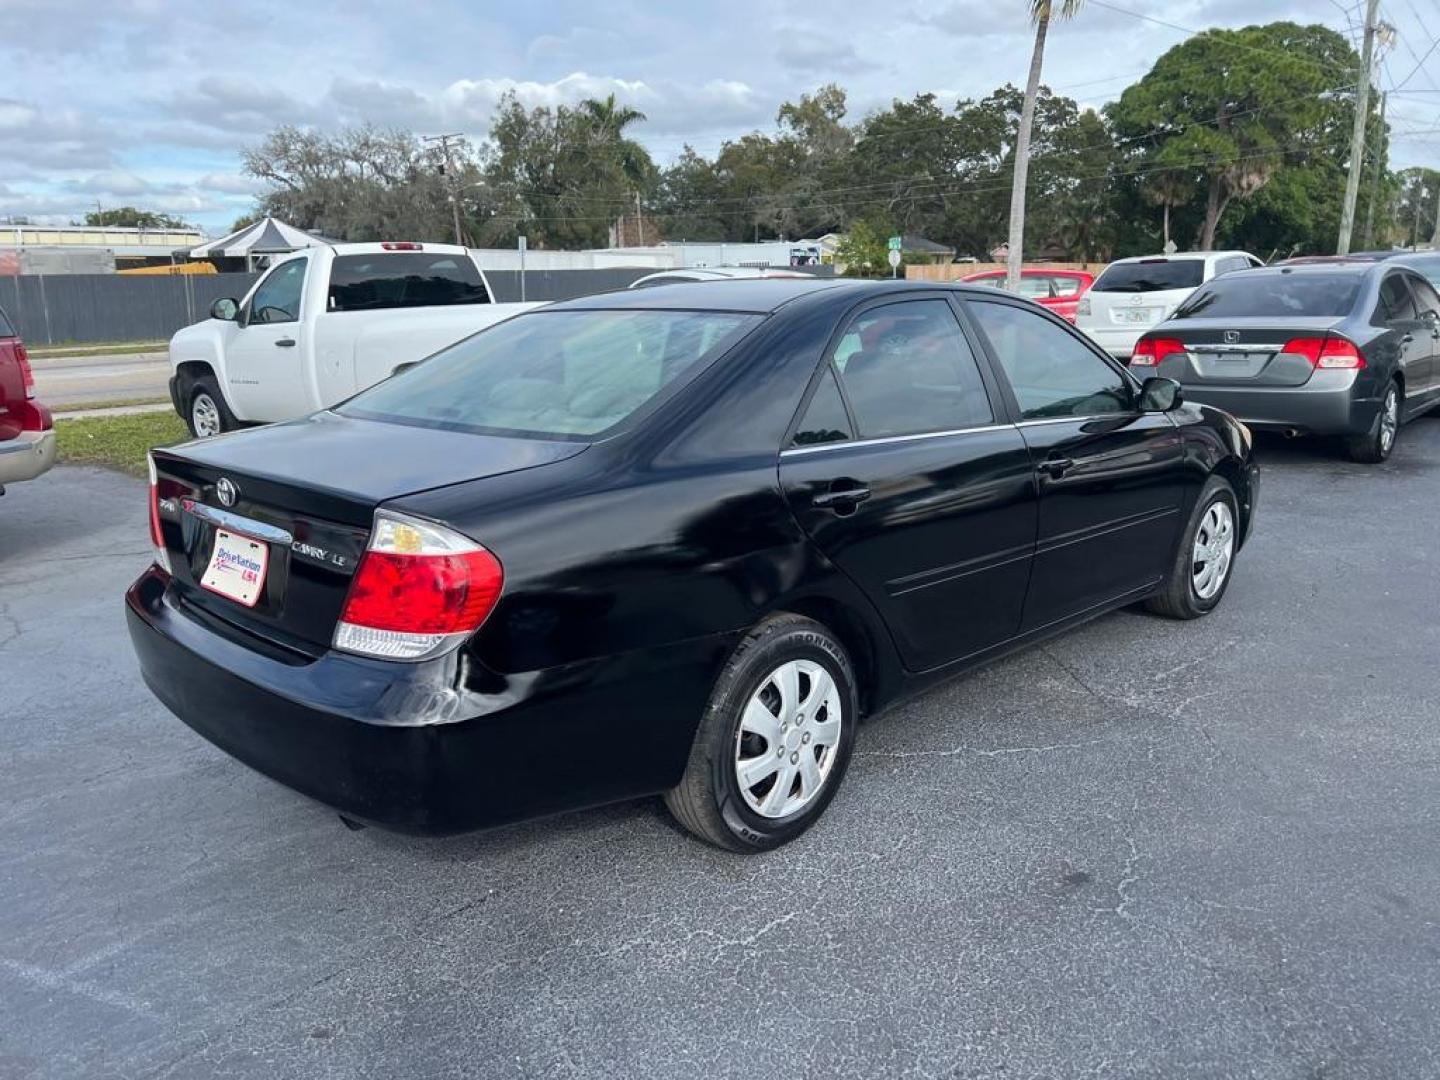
xmin=216 ymin=477 xmax=239 ymax=507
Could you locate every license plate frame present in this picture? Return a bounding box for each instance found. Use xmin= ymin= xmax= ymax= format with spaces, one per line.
xmin=200 ymin=528 xmax=269 ymax=607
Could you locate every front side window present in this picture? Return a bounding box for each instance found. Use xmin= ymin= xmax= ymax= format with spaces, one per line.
xmin=246 ymin=258 xmax=307 ymax=324
xmin=968 ymin=299 xmax=1131 ymax=420
xmin=830 ymin=300 xmax=993 ymax=438
xmin=1378 ymin=274 xmax=1418 ymax=322
xmin=342 ymin=309 xmax=761 ymax=438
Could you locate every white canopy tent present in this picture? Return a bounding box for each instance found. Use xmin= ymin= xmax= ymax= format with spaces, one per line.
xmin=188 ymin=217 xmax=329 ymax=269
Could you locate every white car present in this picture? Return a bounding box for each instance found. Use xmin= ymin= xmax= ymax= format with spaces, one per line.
xmin=628 ymin=267 xmax=814 ymax=288
xmin=1076 ymin=250 xmax=1263 ymax=358
xmin=168 ymin=242 xmax=544 ymax=436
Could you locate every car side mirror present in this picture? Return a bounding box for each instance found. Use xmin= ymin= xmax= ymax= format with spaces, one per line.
xmin=1138 ymin=376 xmax=1183 ymax=412
xmin=209 ymin=297 xmax=239 ymax=322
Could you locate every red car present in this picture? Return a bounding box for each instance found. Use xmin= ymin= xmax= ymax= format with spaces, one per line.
xmin=959 ymin=268 xmax=1096 ymax=323
xmin=0 ymin=303 xmax=55 ymax=494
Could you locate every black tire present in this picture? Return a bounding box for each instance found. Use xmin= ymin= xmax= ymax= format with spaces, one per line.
xmin=1145 ymin=475 xmax=1239 ymax=620
xmin=1345 ymin=379 xmax=1400 ymax=464
xmin=185 ymin=375 xmax=239 ymax=438
xmin=664 ymin=613 xmax=858 ymax=852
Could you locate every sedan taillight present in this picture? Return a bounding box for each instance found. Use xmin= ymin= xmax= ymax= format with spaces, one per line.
xmin=1131 ymin=336 xmax=1186 ymax=366
xmin=334 ymin=511 xmax=503 ymax=661
xmin=147 ymin=454 xmax=173 ymax=574
xmin=1281 ymin=336 xmax=1366 ymax=369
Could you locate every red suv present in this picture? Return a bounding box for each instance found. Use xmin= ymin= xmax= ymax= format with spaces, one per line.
xmin=0 ymin=303 xmax=55 ymax=494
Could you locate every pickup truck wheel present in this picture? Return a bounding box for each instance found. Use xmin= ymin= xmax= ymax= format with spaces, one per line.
xmin=187 ymin=377 xmax=237 ymax=438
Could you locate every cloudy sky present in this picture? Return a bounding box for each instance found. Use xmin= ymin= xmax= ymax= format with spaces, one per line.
xmin=1 ymin=0 xmax=1436 ymax=235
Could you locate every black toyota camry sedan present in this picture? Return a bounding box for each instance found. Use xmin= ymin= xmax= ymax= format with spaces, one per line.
xmin=127 ymin=279 xmax=1258 ymax=851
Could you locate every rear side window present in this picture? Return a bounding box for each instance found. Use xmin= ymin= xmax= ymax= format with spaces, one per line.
xmin=1173 ymin=274 xmax=1362 ymax=318
xmin=969 ymin=300 xmax=1131 ymax=420
xmin=830 ymin=299 xmax=993 ymax=438
xmin=791 ymin=367 xmax=853 ymax=446
xmin=1092 ymin=260 xmax=1204 ymax=293
xmin=341 ymin=309 xmax=761 ymax=438
xmin=1411 ymin=277 xmax=1440 ymax=320
xmin=0 ymin=304 xmax=13 ymax=337
xmin=328 ymin=253 xmax=490 ymax=311
xmin=1378 ymin=274 xmax=1418 ymax=321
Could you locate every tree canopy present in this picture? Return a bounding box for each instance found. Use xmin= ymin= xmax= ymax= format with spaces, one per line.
xmin=237 ymin=20 xmax=1414 ymax=259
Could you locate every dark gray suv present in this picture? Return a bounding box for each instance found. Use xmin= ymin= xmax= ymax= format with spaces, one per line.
xmin=1130 ymin=263 xmax=1440 ymax=462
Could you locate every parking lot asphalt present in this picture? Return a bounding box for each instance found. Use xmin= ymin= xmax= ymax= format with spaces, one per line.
xmin=3 ymin=423 xmax=1439 ymax=1080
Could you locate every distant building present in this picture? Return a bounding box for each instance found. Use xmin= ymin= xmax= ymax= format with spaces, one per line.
xmin=0 ymin=223 xmax=206 ymax=274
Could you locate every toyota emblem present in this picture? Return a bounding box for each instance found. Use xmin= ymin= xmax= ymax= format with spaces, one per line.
xmin=215 ymin=477 xmax=239 ymax=507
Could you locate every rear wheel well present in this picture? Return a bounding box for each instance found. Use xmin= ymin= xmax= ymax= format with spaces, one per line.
xmin=1212 ymin=457 xmax=1251 ymax=546
xmin=769 ymin=596 xmax=879 ymax=718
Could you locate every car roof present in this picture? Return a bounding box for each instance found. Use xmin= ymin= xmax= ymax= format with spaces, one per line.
xmin=1107 ymin=251 xmax=1248 ymax=265
xmin=1206 ymin=262 xmax=1376 ymax=281
xmin=546 ymin=278 xmax=1032 ymax=314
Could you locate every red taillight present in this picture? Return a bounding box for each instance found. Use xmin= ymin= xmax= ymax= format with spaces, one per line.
xmin=1281 ymin=335 xmax=1366 ymax=369
xmin=1131 ymin=336 xmax=1186 ymax=366
xmin=15 ymin=342 xmax=35 ymax=400
xmin=335 ymin=512 xmax=503 ymax=661
xmin=380 ymin=242 xmax=423 ymax=251
xmin=147 ymin=454 xmax=173 ymax=574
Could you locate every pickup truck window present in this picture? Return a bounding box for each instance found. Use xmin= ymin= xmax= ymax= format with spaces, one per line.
xmin=341 ymin=309 xmax=761 ymax=439
xmin=328 ymin=254 xmax=490 ymax=312
xmin=247 ymin=258 xmax=307 ymax=325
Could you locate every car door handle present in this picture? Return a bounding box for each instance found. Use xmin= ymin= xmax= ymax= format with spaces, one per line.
xmin=812 ymin=482 xmax=870 ymax=510
xmin=274 ymin=337 xmax=297 ymax=347
xmin=1038 ymin=457 xmax=1075 ymax=479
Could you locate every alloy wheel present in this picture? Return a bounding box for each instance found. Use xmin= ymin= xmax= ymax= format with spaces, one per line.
xmin=1191 ymin=500 xmax=1234 ymax=601
xmin=734 ymin=659 xmax=843 ymax=819
xmin=191 ymin=393 xmax=222 ymax=437
xmin=1380 ymin=387 xmax=1399 ymax=455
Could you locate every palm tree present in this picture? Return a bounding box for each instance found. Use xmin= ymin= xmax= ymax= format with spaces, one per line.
xmin=579 ymin=94 xmax=654 ymax=242
xmin=1005 ymin=0 xmax=1084 ymax=292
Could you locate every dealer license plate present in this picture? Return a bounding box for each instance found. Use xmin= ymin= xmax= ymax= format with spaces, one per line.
xmin=200 ymin=529 xmax=269 ymax=607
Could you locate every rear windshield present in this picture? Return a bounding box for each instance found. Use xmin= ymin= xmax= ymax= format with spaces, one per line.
xmin=1397 ymin=253 xmax=1440 ymax=287
xmin=328 ymin=253 xmax=489 ymax=312
xmin=0 ymin=304 xmax=13 ymax=337
xmin=341 ymin=309 xmax=763 ymax=438
xmin=1092 ymin=260 xmax=1204 ymax=293
xmin=1172 ymin=274 xmax=1362 ymax=319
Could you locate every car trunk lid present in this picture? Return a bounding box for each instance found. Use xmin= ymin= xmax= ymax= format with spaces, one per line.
xmin=1145 ymin=316 xmax=1345 ymax=387
xmin=151 ymin=411 xmax=587 ymax=656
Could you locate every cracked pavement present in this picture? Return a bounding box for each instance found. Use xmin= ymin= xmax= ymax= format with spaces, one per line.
xmin=3 ymin=426 xmax=1440 ymax=1079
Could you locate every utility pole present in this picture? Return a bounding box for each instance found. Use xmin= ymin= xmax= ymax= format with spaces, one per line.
xmin=1338 ymin=0 xmax=1381 ymax=255
xmin=1431 ymin=184 xmax=1440 ymax=249
xmin=1361 ymin=90 xmax=1387 ymax=250
xmin=424 ymin=133 xmax=466 ymax=246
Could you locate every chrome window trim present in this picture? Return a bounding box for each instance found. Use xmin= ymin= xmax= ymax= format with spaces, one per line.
xmin=781 ymin=423 xmax=1013 ymax=456
xmin=1014 ymin=413 xmax=1132 ymax=428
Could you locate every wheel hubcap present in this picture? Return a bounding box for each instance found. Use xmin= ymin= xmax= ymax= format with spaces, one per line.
xmin=734 ymin=659 xmax=843 ymax=819
xmin=192 ymin=394 xmax=221 ymax=437
xmin=1191 ymin=500 xmax=1235 ymax=601
xmin=1380 ymin=389 xmax=1398 ymax=453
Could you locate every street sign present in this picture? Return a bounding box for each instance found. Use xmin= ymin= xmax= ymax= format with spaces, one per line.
xmin=887 ymin=236 xmax=903 ymax=251
xmin=887 ymin=249 xmax=902 ymax=268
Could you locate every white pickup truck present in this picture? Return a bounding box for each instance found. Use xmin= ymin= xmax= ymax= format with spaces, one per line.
xmin=167 ymin=242 xmax=543 ymax=436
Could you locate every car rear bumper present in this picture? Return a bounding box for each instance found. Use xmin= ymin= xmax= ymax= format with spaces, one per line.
xmin=1177 ymin=371 xmax=1370 ymax=435
xmin=0 ymin=428 xmax=57 ymax=485
xmin=1080 ymin=324 xmax=1146 ymax=358
xmin=126 ymin=565 xmax=738 ymax=834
